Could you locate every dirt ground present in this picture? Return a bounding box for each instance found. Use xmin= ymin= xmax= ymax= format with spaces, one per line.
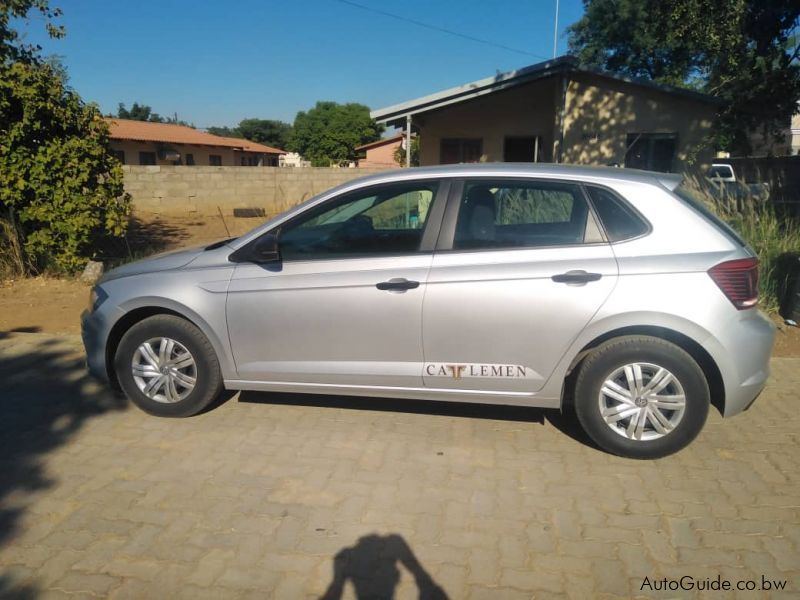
xmin=1 ymin=214 xmax=799 ymax=355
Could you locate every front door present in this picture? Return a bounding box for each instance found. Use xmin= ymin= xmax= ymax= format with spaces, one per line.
xmin=227 ymin=179 xmax=446 ymax=388
xmin=422 ymin=178 xmax=618 ymax=394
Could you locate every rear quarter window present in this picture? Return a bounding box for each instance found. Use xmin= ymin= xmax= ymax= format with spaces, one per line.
xmin=585 ymin=186 xmax=649 ymax=242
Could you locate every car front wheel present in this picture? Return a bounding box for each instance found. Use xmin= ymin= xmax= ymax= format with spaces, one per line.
xmin=574 ymin=335 xmax=710 ymax=459
xmin=114 ymin=314 xmax=223 ymax=417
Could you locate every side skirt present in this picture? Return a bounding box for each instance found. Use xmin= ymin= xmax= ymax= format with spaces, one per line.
xmin=223 ymin=379 xmax=561 ymax=409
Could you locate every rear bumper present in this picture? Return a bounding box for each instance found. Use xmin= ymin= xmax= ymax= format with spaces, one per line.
xmin=707 ymin=309 xmax=775 ymax=417
xmin=81 ymin=309 xmax=109 ymax=382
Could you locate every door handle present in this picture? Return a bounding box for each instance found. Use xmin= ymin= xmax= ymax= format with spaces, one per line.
xmin=551 ymin=270 xmax=602 ymax=284
xmin=376 ymin=278 xmax=420 ymax=291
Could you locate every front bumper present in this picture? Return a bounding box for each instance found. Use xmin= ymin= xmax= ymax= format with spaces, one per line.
xmin=81 ymin=308 xmax=109 ymax=382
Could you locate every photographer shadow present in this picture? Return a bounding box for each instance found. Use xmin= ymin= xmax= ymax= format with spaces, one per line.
xmin=319 ymin=533 xmax=447 ymax=600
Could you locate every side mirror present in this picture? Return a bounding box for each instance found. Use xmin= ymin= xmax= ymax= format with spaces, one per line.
xmin=249 ymin=232 xmax=280 ymax=263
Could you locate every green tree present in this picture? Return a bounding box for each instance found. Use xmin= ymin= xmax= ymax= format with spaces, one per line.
xmin=1 ymin=1 xmax=130 ymax=273
xmin=206 ymin=119 xmax=293 ymax=149
xmin=567 ymin=0 xmax=800 ymax=154
xmin=206 ymin=125 xmax=240 ymax=138
xmin=117 ymin=101 xmax=164 ymax=122
xmin=393 ymin=136 xmax=420 ymax=167
xmin=289 ymin=101 xmax=383 ymax=167
xmin=236 ymin=118 xmax=292 ymax=149
xmin=0 ymin=0 xmax=64 ymax=63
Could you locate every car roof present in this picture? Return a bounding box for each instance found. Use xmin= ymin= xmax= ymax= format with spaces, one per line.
xmin=349 ymin=163 xmax=683 ymax=191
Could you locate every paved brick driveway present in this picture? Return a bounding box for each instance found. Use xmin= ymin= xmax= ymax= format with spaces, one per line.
xmin=0 ymin=332 xmax=798 ymax=599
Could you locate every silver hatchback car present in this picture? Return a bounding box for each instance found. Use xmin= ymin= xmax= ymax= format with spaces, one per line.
xmin=82 ymin=164 xmax=775 ymax=458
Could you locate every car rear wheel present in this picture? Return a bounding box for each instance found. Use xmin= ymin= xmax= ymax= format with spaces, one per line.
xmin=574 ymin=335 xmax=709 ymax=459
xmin=115 ymin=314 xmax=223 ymax=417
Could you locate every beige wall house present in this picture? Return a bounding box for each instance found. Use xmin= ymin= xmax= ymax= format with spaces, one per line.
xmin=106 ymin=118 xmax=286 ymax=167
xmin=372 ymin=57 xmax=719 ymax=172
xmin=356 ymin=133 xmax=413 ymax=167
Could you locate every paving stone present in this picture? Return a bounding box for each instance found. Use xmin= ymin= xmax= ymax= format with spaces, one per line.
xmin=0 ymin=333 xmax=798 ymax=599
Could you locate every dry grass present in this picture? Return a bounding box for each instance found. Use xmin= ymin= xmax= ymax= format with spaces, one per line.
xmin=679 ymin=175 xmax=800 ymax=314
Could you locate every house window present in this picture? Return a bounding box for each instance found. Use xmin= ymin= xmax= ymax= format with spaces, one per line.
xmin=241 ymin=157 xmax=247 ymax=166
xmin=440 ymin=139 xmax=482 ymax=164
xmin=185 ymin=153 xmax=195 ymax=166
xmin=112 ymin=150 xmax=125 ymax=164
xmin=209 ymin=154 xmax=222 ymax=166
xmin=504 ymin=137 xmax=541 ymax=162
xmin=624 ymin=133 xmax=677 ymax=173
xmin=139 ymin=151 xmax=156 ymax=166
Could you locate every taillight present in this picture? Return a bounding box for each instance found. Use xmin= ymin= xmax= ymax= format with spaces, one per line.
xmin=708 ymin=258 xmax=759 ymax=310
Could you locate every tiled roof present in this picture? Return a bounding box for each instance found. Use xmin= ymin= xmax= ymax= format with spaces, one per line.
xmin=105 ymin=118 xmax=286 ymax=154
xmin=355 ymin=133 xmax=413 ymax=151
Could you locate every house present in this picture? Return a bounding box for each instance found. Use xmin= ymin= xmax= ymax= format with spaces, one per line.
xmin=355 ymin=133 xmax=413 ymax=167
xmin=279 ymin=152 xmax=311 ymax=168
xmin=371 ymin=56 xmax=719 ymax=172
xmin=105 ymin=118 xmax=286 ymax=166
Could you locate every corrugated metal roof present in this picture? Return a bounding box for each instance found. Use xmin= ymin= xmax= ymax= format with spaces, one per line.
xmin=371 ymin=56 xmax=719 ymax=125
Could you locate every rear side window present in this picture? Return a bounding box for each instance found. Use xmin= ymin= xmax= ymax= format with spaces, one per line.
xmin=585 ymin=186 xmax=649 ymax=242
xmin=453 ymin=180 xmax=589 ymax=250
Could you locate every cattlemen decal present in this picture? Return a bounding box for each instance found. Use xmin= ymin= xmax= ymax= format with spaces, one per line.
xmin=425 ymin=363 xmax=532 ymax=380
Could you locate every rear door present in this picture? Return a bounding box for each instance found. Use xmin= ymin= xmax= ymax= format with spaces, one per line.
xmin=422 ymin=178 xmax=618 ymax=394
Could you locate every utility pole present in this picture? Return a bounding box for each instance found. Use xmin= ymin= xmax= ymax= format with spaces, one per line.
xmin=553 ymin=0 xmax=559 ymax=58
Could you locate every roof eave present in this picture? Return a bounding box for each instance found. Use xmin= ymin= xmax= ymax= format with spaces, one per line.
xmin=371 ymin=56 xmax=576 ymax=125
xmin=371 ymin=56 xmax=721 ymax=126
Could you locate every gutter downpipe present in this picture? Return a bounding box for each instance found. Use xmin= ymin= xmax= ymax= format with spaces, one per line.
xmin=557 ymin=72 xmax=568 ymax=164
xmin=406 ymin=114 xmax=412 ymax=167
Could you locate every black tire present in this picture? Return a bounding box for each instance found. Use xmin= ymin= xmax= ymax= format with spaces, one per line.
xmin=114 ymin=314 xmax=223 ymax=417
xmin=574 ymin=335 xmax=709 ymax=459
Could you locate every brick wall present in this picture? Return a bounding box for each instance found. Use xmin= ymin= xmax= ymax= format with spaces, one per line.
xmin=123 ymin=166 xmax=392 ymax=216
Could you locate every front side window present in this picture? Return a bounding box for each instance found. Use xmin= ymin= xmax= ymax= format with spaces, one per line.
xmin=139 ymin=151 xmax=156 ymax=165
xmin=279 ymin=182 xmax=438 ymax=260
xmin=209 ymin=154 xmax=222 ymax=166
xmin=453 ymin=180 xmax=590 ymax=250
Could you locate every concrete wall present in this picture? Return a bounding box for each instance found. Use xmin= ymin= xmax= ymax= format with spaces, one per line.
xmin=416 ymin=77 xmax=559 ymax=166
xmin=124 ymin=165 xmax=392 ymax=216
xmin=562 ymin=72 xmax=716 ymax=170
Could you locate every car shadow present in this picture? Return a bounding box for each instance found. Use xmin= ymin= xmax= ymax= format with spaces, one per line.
xmin=239 ymin=389 xmax=604 ymax=452
xmin=238 ymin=389 xmax=546 ymax=424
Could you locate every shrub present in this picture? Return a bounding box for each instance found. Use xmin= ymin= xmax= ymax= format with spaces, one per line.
xmin=678 ymin=174 xmax=800 ymax=313
xmin=0 ymin=61 xmax=131 ymax=274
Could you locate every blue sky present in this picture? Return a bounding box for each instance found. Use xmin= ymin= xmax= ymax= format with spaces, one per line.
xmin=18 ymin=0 xmax=585 ymax=129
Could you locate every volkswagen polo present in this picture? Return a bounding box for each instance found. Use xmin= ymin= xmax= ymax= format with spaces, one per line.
xmin=82 ymin=164 xmax=775 ymax=458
